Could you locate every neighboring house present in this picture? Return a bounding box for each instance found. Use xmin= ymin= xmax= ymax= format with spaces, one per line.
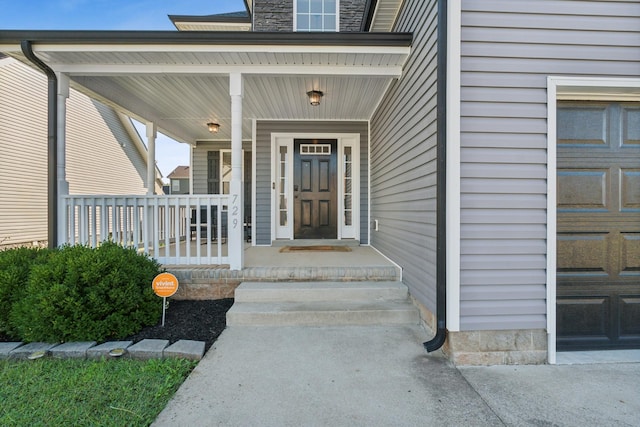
xmin=0 ymin=54 xmax=163 ymax=248
xmin=1 ymin=0 xmax=638 ymax=365
xmin=167 ymin=165 xmax=190 ymax=194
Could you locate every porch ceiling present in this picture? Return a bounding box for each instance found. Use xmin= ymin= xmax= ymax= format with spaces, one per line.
xmin=0 ymin=31 xmax=411 ymax=144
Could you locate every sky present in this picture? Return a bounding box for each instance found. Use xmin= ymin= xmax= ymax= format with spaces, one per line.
xmin=0 ymin=0 xmax=245 ymax=182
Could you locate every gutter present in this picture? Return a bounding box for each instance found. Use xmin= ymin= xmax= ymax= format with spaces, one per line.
xmin=423 ymin=0 xmax=448 ymax=352
xmin=0 ymin=30 xmax=412 ymax=47
xmin=20 ymin=40 xmax=58 ymax=249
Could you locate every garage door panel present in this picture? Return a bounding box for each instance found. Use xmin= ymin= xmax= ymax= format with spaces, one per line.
xmin=620 ymin=297 xmax=640 ymax=336
xmin=622 ymin=107 xmax=640 ymax=145
xmin=557 ymin=233 xmax=608 ymax=274
xmin=621 ymin=233 xmax=640 ymax=275
xmin=557 ymin=296 xmax=609 ymax=337
xmin=557 ymin=106 xmax=608 ymax=146
xmin=557 ymin=169 xmax=609 ymax=211
xmin=621 ymin=169 xmax=640 ymax=210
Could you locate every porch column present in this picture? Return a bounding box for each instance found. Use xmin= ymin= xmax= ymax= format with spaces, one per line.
xmin=56 ymin=72 xmax=70 ymax=246
xmin=145 ymin=122 xmax=157 ymax=246
xmin=229 ymin=73 xmax=244 ymax=270
xmin=146 ymin=122 xmax=157 ymax=196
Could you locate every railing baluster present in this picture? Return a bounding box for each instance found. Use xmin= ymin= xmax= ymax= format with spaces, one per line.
xmin=59 ymin=195 xmax=230 ymax=266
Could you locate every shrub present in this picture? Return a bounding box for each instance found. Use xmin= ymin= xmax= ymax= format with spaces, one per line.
xmin=9 ymin=242 xmax=162 ymax=343
xmin=0 ymin=246 xmax=50 ymax=338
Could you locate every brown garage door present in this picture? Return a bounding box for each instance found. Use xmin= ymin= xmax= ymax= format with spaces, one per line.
xmin=557 ymin=101 xmax=640 ymax=351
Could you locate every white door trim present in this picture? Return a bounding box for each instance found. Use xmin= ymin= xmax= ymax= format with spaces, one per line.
xmin=270 ymin=132 xmax=361 ymax=242
xmin=546 ymin=76 xmax=640 ymax=364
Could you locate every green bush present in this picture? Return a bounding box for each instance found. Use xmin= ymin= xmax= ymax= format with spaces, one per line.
xmin=0 ymin=246 xmax=50 ymax=338
xmin=7 ymin=242 xmax=162 ymax=343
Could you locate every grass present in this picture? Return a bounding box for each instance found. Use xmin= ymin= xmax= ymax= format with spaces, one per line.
xmin=0 ymin=357 xmax=197 ymax=426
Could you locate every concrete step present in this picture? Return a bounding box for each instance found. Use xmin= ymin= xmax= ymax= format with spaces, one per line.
xmin=227 ymin=281 xmax=419 ymax=327
xmin=226 ymin=300 xmax=419 ymax=327
xmin=234 ymin=281 xmax=409 ymax=303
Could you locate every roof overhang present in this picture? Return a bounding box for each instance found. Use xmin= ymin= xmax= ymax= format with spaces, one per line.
xmin=0 ymin=31 xmax=412 ymax=144
xmin=169 ymin=11 xmax=252 ymax=32
xmin=364 ymin=0 xmax=405 ymax=32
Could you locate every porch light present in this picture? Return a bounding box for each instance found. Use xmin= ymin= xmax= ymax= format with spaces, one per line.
xmin=306 ymin=90 xmax=323 ymax=106
xmin=207 ymin=122 xmax=220 ymax=133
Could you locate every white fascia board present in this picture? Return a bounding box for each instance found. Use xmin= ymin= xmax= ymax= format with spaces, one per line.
xmin=54 ymin=64 xmax=405 ymax=77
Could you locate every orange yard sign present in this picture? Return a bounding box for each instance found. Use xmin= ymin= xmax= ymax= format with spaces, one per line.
xmin=152 ymin=272 xmax=179 ymax=298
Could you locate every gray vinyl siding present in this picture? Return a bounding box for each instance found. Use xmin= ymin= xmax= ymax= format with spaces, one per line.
xmin=255 ymin=120 xmax=369 ymax=245
xmin=370 ymin=0 xmax=439 ymax=312
xmin=459 ymin=0 xmax=640 ymax=330
xmin=0 ymin=57 xmax=148 ymax=247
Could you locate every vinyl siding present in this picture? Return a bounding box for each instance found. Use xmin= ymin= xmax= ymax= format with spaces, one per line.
xmin=459 ymin=0 xmax=640 ymax=330
xmin=370 ymin=0 xmax=439 ymax=312
xmin=255 ymin=121 xmax=369 ymax=245
xmin=0 ymin=57 xmax=148 ymax=247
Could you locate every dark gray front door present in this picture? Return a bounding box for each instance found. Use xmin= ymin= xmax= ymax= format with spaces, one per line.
xmin=293 ymin=139 xmax=337 ymax=239
xmin=557 ymin=101 xmax=640 ymax=350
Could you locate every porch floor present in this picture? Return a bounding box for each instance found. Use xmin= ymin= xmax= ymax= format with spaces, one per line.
xmin=163 ymin=242 xmax=401 ymax=299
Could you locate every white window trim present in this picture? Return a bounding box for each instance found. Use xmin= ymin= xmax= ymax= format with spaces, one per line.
xmin=546 ymin=76 xmax=640 ymax=365
xmin=219 ymin=149 xmax=244 ymax=195
xmin=271 ymin=132 xmax=360 ymax=242
xmin=293 ymin=0 xmax=340 ymax=32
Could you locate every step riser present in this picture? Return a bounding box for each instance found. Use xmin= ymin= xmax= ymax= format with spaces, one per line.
xmin=235 ymin=288 xmax=408 ymax=303
xmin=226 ymin=310 xmax=419 ymax=327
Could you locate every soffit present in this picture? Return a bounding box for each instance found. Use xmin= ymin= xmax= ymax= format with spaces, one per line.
xmin=370 ymin=0 xmax=404 ymax=32
xmin=0 ymin=33 xmax=410 ymax=144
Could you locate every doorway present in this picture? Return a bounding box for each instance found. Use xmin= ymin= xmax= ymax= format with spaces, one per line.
xmin=272 ymin=133 xmax=360 ymax=242
xmin=293 ymin=139 xmax=338 ymax=239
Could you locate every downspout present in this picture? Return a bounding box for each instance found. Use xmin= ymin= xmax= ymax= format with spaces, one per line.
xmin=21 ymin=40 xmax=57 ymax=249
xmin=424 ymin=0 xmax=448 ymax=352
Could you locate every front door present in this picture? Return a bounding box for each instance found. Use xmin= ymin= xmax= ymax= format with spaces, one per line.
xmin=294 ymin=139 xmax=337 ymax=239
xmin=556 ymin=101 xmax=640 ymax=351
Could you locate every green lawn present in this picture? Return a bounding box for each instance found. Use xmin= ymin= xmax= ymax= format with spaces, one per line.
xmin=0 ymin=357 xmax=196 ymax=426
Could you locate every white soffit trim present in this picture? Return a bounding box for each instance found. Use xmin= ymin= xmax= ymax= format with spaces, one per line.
xmin=370 ymin=0 xmax=404 ymax=32
xmin=546 ymin=75 xmax=640 ymax=365
xmin=52 ymin=64 xmax=405 ymax=77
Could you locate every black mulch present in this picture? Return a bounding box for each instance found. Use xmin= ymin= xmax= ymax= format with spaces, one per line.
xmin=126 ymin=299 xmax=234 ymax=352
xmin=0 ymin=299 xmax=234 ymax=353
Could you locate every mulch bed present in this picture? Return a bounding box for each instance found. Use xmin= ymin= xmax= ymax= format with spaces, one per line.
xmin=0 ymin=299 xmax=234 ymax=353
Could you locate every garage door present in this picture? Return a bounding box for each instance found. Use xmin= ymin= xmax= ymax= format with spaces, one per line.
xmin=557 ymin=101 xmax=640 ymax=351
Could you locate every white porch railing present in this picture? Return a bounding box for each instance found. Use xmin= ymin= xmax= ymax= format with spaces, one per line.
xmin=62 ymin=195 xmax=230 ymax=265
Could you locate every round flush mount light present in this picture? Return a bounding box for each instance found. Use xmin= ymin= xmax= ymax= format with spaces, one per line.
xmin=306 ymin=90 xmax=323 ymax=106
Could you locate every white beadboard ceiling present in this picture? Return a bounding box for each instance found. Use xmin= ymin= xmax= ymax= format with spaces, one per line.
xmin=5 ymin=43 xmax=409 ymax=144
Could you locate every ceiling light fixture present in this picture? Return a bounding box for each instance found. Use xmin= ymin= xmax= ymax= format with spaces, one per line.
xmin=207 ymin=122 xmax=220 ymax=133
xmin=306 ymin=90 xmax=324 ymax=106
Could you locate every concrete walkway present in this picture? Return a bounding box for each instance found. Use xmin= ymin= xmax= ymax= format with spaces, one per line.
xmin=153 ymin=325 xmax=640 ymax=427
